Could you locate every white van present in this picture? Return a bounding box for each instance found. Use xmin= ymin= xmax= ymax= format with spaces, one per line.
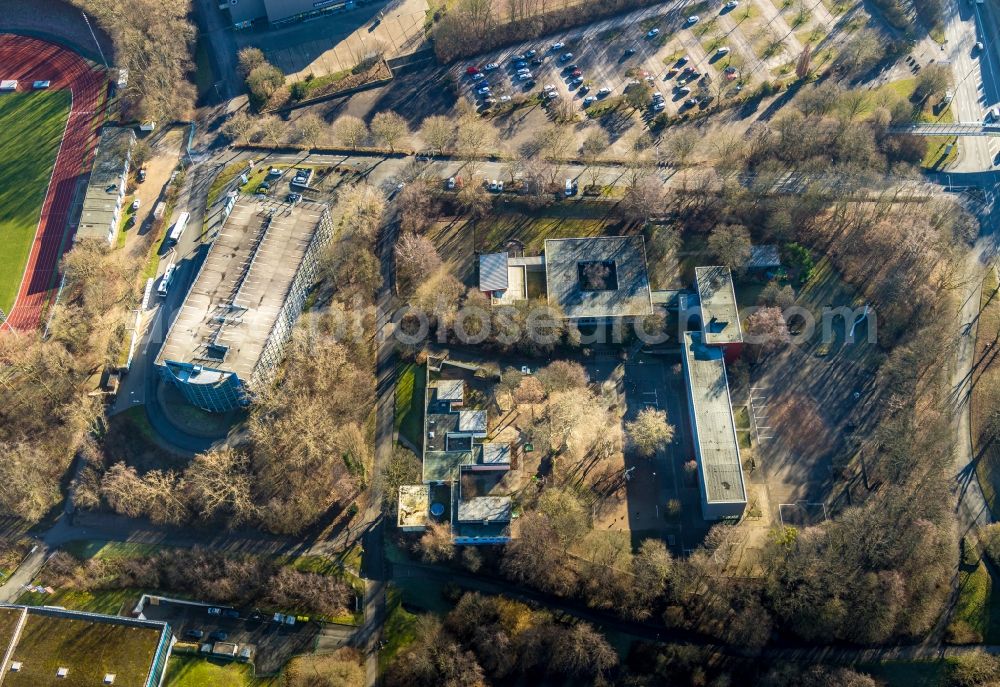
xmin=157 ymin=263 xmax=176 ymax=297
xmin=565 ymin=179 xmax=574 ymax=196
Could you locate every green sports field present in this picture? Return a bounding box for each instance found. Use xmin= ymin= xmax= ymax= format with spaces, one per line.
xmin=0 ymin=90 xmax=71 ymax=314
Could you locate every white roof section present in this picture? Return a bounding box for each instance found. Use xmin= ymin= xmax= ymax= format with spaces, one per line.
xmin=683 ymin=331 xmax=747 ymax=505
xmin=397 ymin=485 xmax=430 ymax=530
xmin=458 ymin=410 xmax=487 ymax=433
xmin=479 ymin=252 xmax=509 ymax=292
xmin=433 ymin=379 xmax=464 ymax=402
xmin=696 ymin=266 xmax=743 ymax=346
xmin=457 ymin=496 xmax=512 ymax=523
xmin=0 ymin=80 xmax=17 ymax=90
xmin=481 ymin=443 xmax=511 ymax=465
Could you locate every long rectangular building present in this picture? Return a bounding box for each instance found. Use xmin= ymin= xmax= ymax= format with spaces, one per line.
xmin=155 ymin=197 xmax=333 ymax=412
xmin=0 ymin=604 xmax=172 ymax=687
xmin=682 ymin=330 xmax=747 ymax=520
xmin=77 ymin=127 xmax=136 ymax=245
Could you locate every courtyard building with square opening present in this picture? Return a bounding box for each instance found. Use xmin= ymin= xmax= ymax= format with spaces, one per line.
xmin=155 ymin=198 xmax=334 ymax=412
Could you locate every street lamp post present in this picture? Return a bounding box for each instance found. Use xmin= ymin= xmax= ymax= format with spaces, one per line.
xmin=81 ymin=11 xmax=109 ymax=69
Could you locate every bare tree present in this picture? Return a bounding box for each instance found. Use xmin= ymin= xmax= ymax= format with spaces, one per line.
xmin=395 ymin=232 xmax=443 ymax=296
xmin=708 ymin=223 xmax=752 ymax=271
xmin=222 ymin=111 xmax=257 ymax=145
xmin=293 ymin=113 xmax=324 ymax=150
xmin=420 ymin=114 xmax=455 ymax=153
xmin=370 ymin=111 xmax=409 ymax=152
xmin=334 ymin=115 xmax=369 ymax=150
xmin=626 ymin=407 xmax=675 ymax=457
xmin=744 ymin=306 xmax=789 ymax=360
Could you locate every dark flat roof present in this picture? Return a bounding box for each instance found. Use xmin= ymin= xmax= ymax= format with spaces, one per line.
xmin=545 ymin=237 xmax=652 ymax=319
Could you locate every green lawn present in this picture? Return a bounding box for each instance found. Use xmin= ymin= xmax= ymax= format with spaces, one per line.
xmin=0 ymin=90 xmax=71 ymax=313
xmin=379 ymin=586 xmax=419 ymax=671
xmin=973 ymin=269 xmax=1000 ymax=517
xmin=395 ymin=362 xmax=426 ymax=450
xmin=947 ymin=549 xmax=1000 ymax=644
xmin=165 ymin=656 xmax=278 ymax=687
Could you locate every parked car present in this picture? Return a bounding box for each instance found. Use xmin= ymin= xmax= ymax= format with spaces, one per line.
xmin=624 ymin=47 xmax=636 ymax=57
xmin=571 ymin=68 xmax=582 ymax=77
xmin=725 ymin=0 xmax=739 ymax=8
xmin=531 ymin=57 xmax=544 ymax=65
xmin=518 ymin=72 xmax=533 ymax=81
xmin=484 ymin=62 xmax=499 ymax=71
xmin=515 ymin=60 xmax=528 ymax=68
xmin=500 ymin=94 xmax=512 ymax=102
xmin=223 ymin=609 xmax=240 ymax=619
xmin=646 ymin=28 xmax=660 ymax=38
xmin=717 ymin=46 xmax=730 ymax=56
xmin=137 ymin=166 xmax=147 ymax=182
xmin=207 ymin=608 xmax=222 ymax=616
xmin=975 ymin=41 xmax=985 ymax=52
xmin=560 ymin=52 xmax=574 ymax=62
xmin=653 ymin=101 xmax=666 ymax=112
xmin=446 ymin=177 xmax=456 ymax=189
xmin=466 ymin=66 xmax=480 ymax=74
xmin=597 ymin=87 xmax=612 ymax=97
xmin=476 ymin=85 xmax=492 ymax=94
xmin=578 ymin=84 xmax=590 ymax=95
xmin=677 ymin=86 xmax=692 ymax=95
xmin=287 ymin=192 xmax=302 ymax=203
xmin=184 ymin=629 xmax=204 ymax=640
xmin=571 ymin=76 xmax=584 ymax=86
xmin=131 ymin=198 xmax=140 ymax=211
xmin=209 ymin=631 xmax=228 ymax=642
xmin=551 ymin=41 xmax=565 ymax=50
xmin=524 ymin=49 xmax=537 ymax=58
xmin=676 ymin=55 xmax=689 ymax=66
xmin=686 ymin=15 xmax=700 ymax=24
xmin=684 ymin=97 xmax=698 ymax=107
xmin=583 ymin=95 xmax=596 ymax=107
xmin=471 ymin=73 xmax=486 ymax=81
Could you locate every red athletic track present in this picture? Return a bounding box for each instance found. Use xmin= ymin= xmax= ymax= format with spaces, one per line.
xmin=0 ymin=34 xmax=105 ymax=332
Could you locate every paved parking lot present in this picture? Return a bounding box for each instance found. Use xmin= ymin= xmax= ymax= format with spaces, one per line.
xmin=453 ymin=0 xmax=854 ymax=120
xmin=141 ymin=598 xmax=324 ymax=674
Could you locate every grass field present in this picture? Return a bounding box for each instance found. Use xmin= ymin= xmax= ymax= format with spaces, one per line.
xmin=947 ymin=540 xmax=1000 ymax=644
xmin=0 ymin=90 xmax=71 ymax=314
xmin=164 ymin=656 xmax=278 ymax=687
xmin=379 ymin=586 xmax=419 ymax=671
xmin=395 ymin=362 xmax=426 ymax=450
xmin=973 ymin=268 xmax=1000 ymax=517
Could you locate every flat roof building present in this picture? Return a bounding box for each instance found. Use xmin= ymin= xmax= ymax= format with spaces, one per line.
xmin=682 ymin=331 xmax=747 ymax=520
xmin=397 ymin=484 xmax=430 ymax=531
xmin=0 ymin=604 xmax=172 ymax=687
xmin=544 ymin=236 xmax=653 ymax=322
xmin=77 ymin=127 xmax=136 ymax=245
xmin=156 ymin=198 xmax=333 ymax=412
xmin=227 ymin=0 xmax=356 ymax=27
xmin=696 ymin=266 xmax=743 ymax=359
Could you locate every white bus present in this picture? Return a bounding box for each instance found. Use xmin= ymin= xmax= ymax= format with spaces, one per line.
xmin=157 ymin=263 xmax=176 ymax=298
xmin=167 ymin=212 xmax=189 ymax=245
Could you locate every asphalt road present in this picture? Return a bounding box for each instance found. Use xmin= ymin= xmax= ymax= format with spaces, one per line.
xmin=944 ymin=0 xmax=1000 ymax=170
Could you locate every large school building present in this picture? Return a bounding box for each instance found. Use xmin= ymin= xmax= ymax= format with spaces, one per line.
xmin=155 ymin=197 xmax=333 ymax=412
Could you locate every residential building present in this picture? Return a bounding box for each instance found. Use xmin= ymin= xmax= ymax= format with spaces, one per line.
xmin=155 ymin=198 xmax=333 ymax=412
xmin=76 ymin=127 xmax=136 ymax=245
xmin=681 ymin=330 xmax=747 ymax=520
xmin=0 ymin=604 xmax=173 ymax=687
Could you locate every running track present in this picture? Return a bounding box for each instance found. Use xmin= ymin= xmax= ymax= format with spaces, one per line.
xmin=0 ymin=34 xmax=105 ymax=332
